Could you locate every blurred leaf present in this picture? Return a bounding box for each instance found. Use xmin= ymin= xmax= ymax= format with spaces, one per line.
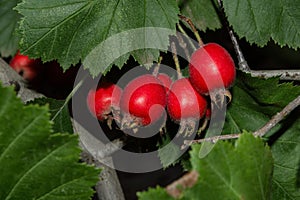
xmin=0 ymin=83 xmax=100 ymax=200
xmin=137 ymin=186 xmax=173 ymax=200
xmin=0 ymin=0 xmax=21 ymax=57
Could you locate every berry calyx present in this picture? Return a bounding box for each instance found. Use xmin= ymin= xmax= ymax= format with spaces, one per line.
xmin=9 ymin=51 xmax=42 ymax=82
xmin=189 ymin=43 xmax=236 ymax=95
xmin=167 ymin=78 xmax=207 ymax=136
xmin=87 ymin=82 xmax=122 ymax=122
xmin=120 ymin=74 xmax=166 ymax=128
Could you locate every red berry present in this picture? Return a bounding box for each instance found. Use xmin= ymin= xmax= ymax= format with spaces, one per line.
xmin=167 ymin=78 xmax=207 ymax=122
xmin=157 ymin=73 xmax=172 ymax=93
xmin=189 ymin=43 xmax=236 ymax=94
xmin=120 ymin=74 xmax=166 ymax=127
xmin=87 ymin=82 xmax=122 ymax=121
xmin=9 ymin=51 xmax=42 ymax=82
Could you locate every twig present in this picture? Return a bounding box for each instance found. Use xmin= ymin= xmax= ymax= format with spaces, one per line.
xmin=182 ymin=94 xmax=300 ymax=148
xmin=171 ymin=41 xmax=183 ymax=79
xmin=245 ymin=69 xmax=300 ymax=81
xmin=228 ymin=30 xmax=250 ymax=71
xmin=165 ymin=170 xmax=199 ymax=198
xmin=152 ymin=56 xmax=163 ymax=77
xmin=179 ymin=15 xmax=204 ymax=47
xmin=182 ymin=134 xmax=240 ymax=149
xmin=216 ymin=0 xmax=250 ymax=71
xmin=254 ymin=94 xmax=300 ymax=136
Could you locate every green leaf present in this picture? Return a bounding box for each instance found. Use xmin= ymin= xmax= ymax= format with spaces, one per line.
xmin=223 ymin=71 xmax=300 ymax=135
xmin=271 ymin=117 xmax=300 ymax=199
xmin=0 ymin=83 xmax=100 ymax=200
xmin=28 ymin=97 xmax=73 ymax=134
xmin=16 ymin=0 xmax=179 ymax=76
xmin=137 ymin=186 xmax=174 ymax=200
xmin=223 ymin=0 xmax=300 ymax=48
xmin=184 ymin=133 xmax=273 ymax=200
xmin=179 ymin=0 xmax=221 ymax=31
xmin=0 ymin=0 xmax=21 ymax=57
xmin=157 ymin=135 xmax=181 ymax=169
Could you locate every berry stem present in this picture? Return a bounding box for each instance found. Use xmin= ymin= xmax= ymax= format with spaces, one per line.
xmin=171 ymin=41 xmax=182 ymax=79
xmin=152 ymin=56 xmax=163 ymax=77
xmin=176 ymin=32 xmax=191 ymax=61
xmin=177 ymin=23 xmax=197 ymax=51
xmin=179 ymin=15 xmax=204 ymax=47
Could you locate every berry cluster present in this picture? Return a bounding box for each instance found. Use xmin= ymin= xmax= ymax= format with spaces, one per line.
xmin=87 ymin=43 xmax=236 ymax=136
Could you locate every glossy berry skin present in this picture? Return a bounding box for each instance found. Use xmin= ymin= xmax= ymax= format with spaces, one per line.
xmin=157 ymin=73 xmax=172 ymax=93
xmin=87 ymin=82 xmax=122 ymax=121
xmin=120 ymin=74 xmax=166 ymax=126
xmin=9 ymin=51 xmax=42 ymax=81
xmin=167 ymin=78 xmax=207 ymax=122
xmin=189 ymin=43 xmax=236 ymax=94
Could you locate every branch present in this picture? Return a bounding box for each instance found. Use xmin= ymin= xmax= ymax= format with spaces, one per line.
xmin=244 ymin=69 xmax=300 ymax=81
xmin=72 ymin=119 xmax=125 ymax=200
xmin=165 ymin=170 xmax=199 ymax=198
xmin=183 ymin=94 xmax=300 ymax=148
xmin=178 ymin=14 xmax=204 ymax=47
xmin=254 ymin=94 xmax=300 ymax=137
xmin=0 ymin=58 xmax=44 ymax=102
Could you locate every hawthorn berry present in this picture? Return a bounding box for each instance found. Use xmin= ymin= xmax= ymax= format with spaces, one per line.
xmin=9 ymin=51 xmax=42 ymax=82
xmin=87 ymin=82 xmax=122 ymax=122
xmin=120 ymin=74 xmax=166 ymax=128
xmin=167 ymin=78 xmax=207 ymax=136
xmin=189 ymin=43 xmax=236 ymax=95
xmin=157 ymin=73 xmax=172 ymax=93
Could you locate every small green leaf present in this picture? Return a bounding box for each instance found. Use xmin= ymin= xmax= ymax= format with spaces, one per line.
xmin=271 ymin=117 xmax=300 ymax=199
xmin=0 ymin=83 xmax=100 ymax=200
xmin=28 ymin=97 xmax=73 ymax=134
xmin=157 ymin=135 xmax=181 ymax=169
xmin=0 ymin=0 xmax=21 ymax=57
xmin=16 ymin=0 xmax=179 ymax=76
xmin=137 ymin=186 xmax=173 ymax=200
xmin=223 ymin=0 xmax=300 ymax=48
xmin=184 ymin=133 xmax=273 ymax=200
xmin=179 ymin=0 xmax=221 ymax=31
